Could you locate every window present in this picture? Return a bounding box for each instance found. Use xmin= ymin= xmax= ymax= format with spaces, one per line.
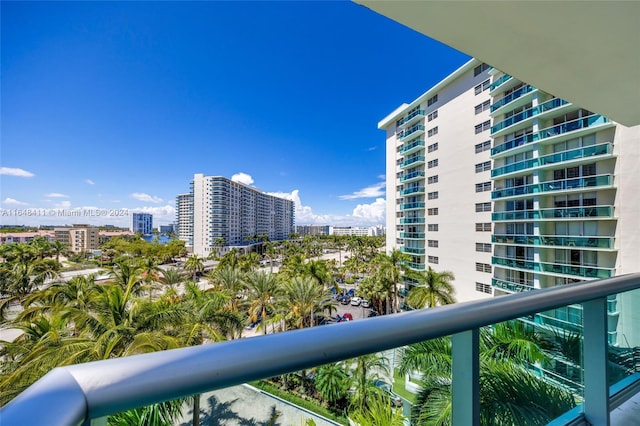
xmin=474 ymin=63 xmax=490 ymax=76
xmin=427 ymin=94 xmax=438 ymax=106
xmin=428 ymin=126 xmax=438 ymax=137
xmin=427 ymin=208 xmax=439 ymax=216
xmin=475 ymin=120 xmax=491 ymax=134
xmin=475 ymin=140 xmax=491 ymax=153
xmin=476 ymin=282 xmax=492 ymax=294
xmin=427 ymin=191 xmax=439 ymax=200
xmin=476 ymin=243 xmax=492 ymax=252
xmin=475 ymin=161 xmax=491 ymax=173
xmin=428 ymin=256 xmax=439 ymax=264
xmin=428 ymin=142 xmax=438 ymax=153
xmin=475 ymin=100 xmax=491 ymax=114
xmin=475 ymin=222 xmax=492 ymax=232
xmin=428 ymin=159 xmax=439 ymax=169
xmin=476 ymin=262 xmax=492 ymax=273
xmin=474 ymin=79 xmax=490 ymax=95
xmin=475 ymin=202 xmax=492 ymax=212
xmin=428 ymin=175 xmax=439 ymax=184
xmin=428 ymin=224 xmax=439 ymax=232
xmin=428 ymin=240 xmax=438 ymax=248
xmin=428 ymin=110 xmax=438 ymax=121
xmin=475 ymin=182 xmax=492 ymax=192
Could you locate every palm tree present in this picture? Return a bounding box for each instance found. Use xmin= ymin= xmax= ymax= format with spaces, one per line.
xmin=371 ymin=249 xmax=411 ymax=314
xmin=349 ymin=353 xmax=390 ymax=412
xmin=138 ymin=257 xmax=162 ymax=300
xmin=104 ymin=259 xmax=144 ymax=297
xmin=238 ymin=252 xmax=261 ymax=273
xmin=243 ymin=271 xmax=282 ymax=335
xmin=49 ymin=240 xmax=68 ymax=263
xmin=282 ymin=276 xmax=332 ymax=329
xmin=159 ymin=267 xmax=184 ymax=290
xmin=315 ymin=362 xmax=349 ymax=405
xmin=184 ymin=254 xmax=204 ymax=280
xmin=406 ymin=267 xmax=456 ymax=309
xmin=0 ymin=258 xmax=60 ymax=303
xmin=349 ymin=392 xmax=405 ymax=426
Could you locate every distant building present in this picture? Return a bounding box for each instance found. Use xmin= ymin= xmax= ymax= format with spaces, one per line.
xmin=295 ymin=225 xmax=330 ymax=236
xmin=131 ymin=213 xmax=153 ymax=235
xmin=158 ymin=224 xmax=174 ymax=233
xmin=330 ymin=226 xmax=371 ymax=237
xmin=54 ymin=225 xmax=99 ymax=253
xmin=99 ymin=230 xmax=135 ymax=244
xmin=0 ymin=231 xmax=54 ymax=244
xmin=180 ymin=174 xmax=295 ymax=256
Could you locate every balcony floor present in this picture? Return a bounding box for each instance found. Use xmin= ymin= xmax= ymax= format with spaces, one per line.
xmin=611 ymin=391 xmax=640 ymax=425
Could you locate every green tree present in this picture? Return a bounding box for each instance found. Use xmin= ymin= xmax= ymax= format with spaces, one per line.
xmin=244 ymin=271 xmax=282 ymax=335
xmin=349 ymin=353 xmax=390 ymax=412
xmin=349 ymin=392 xmax=405 ymax=426
xmin=406 ymin=267 xmax=456 ymax=309
xmin=315 ymin=362 xmax=349 ymax=405
xmin=184 ymin=254 xmax=205 ymax=280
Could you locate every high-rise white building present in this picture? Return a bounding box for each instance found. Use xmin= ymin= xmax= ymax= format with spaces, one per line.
xmin=186 ymin=174 xmax=295 ymax=257
xmin=380 ymin=59 xmax=494 ymax=303
xmin=131 ymin=213 xmax=153 ymax=235
xmin=382 ymin=59 xmax=640 ymax=346
xmin=175 ymin=193 xmax=193 ymax=247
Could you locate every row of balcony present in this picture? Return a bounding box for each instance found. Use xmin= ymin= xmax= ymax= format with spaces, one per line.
xmin=492 ymin=206 xmax=614 ymax=221
xmin=400 ymin=155 xmax=425 ymax=168
xmin=491 ymin=115 xmax=610 ymax=156
xmin=400 ymin=202 xmax=426 ymax=210
xmin=491 ymin=98 xmax=569 ymax=135
xmin=397 ymin=124 xmax=425 ymax=140
xmin=399 ymin=217 xmax=425 ymax=224
xmin=400 ymin=186 xmax=425 ymax=196
xmin=491 ymin=143 xmax=612 ymax=178
xmin=400 ymin=246 xmax=426 ymax=255
xmin=489 ymin=73 xmax=512 ymax=91
xmin=397 ymin=109 xmax=425 ymax=127
xmin=491 ymin=174 xmax=613 ymax=200
xmin=399 ymin=232 xmax=426 ymax=239
xmin=399 ymin=139 xmax=425 ymax=155
xmin=492 ymin=256 xmax=613 ymax=278
xmin=491 ymin=85 xmax=535 ymax=112
xmin=400 ymin=170 xmax=425 ymax=183
xmin=492 ymin=277 xmax=533 ymax=293
xmin=492 ymin=234 xmax=614 ymax=249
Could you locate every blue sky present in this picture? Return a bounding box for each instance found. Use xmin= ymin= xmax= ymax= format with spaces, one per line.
xmin=1 ymin=1 xmax=469 ymax=228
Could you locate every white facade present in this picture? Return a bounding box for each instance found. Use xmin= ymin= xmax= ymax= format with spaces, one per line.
xmin=381 ymin=59 xmax=494 ymax=303
xmin=330 ymin=226 xmax=384 ymax=237
xmin=190 ymin=174 xmax=295 ymax=257
xmin=175 ymin=193 xmax=193 ymax=247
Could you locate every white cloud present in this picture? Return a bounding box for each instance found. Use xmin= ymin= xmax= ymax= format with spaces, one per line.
xmin=3 ymin=197 xmax=28 ymax=206
xmin=55 ymin=200 xmax=71 ymax=209
xmin=131 ymin=193 xmax=163 ymax=203
xmin=339 ymin=180 xmax=386 ymax=200
xmin=231 ymin=172 xmax=254 ymax=186
xmin=1 ymin=167 xmax=35 ymax=177
xmin=352 ymin=198 xmax=386 ymax=223
xmin=86 ymin=179 xmax=95 ymax=185
xmin=45 ymin=193 xmax=68 ymax=198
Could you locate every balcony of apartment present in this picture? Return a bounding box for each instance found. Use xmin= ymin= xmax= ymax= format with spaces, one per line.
xmin=492 ymin=255 xmax=539 ymax=272
xmin=490 ymin=84 xmax=536 ymax=114
xmin=400 ymin=186 xmax=425 ymax=196
xmin=492 ymin=206 xmax=615 ymax=222
xmin=404 ymin=260 xmax=426 ymax=270
xmin=399 ymin=170 xmax=425 ymax=183
xmin=492 ymin=174 xmax=614 ymax=200
xmin=491 ymin=142 xmax=613 ymax=178
xmin=490 ymin=115 xmax=612 ymax=158
xmin=491 ymin=98 xmax=571 ymax=138
xmin=6 ymin=274 xmax=640 ymax=426
xmin=488 ymin=73 xmax=513 ymax=94
xmin=397 ymin=124 xmax=425 ymax=141
xmin=399 ymin=217 xmax=425 ymax=224
xmin=397 ymin=109 xmax=425 ymax=128
xmin=399 ymin=232 xmax=426 ymax=239
xmin=399 ymin=201 xmax=426 ymax=211
xmin=491 ymin=277 xmax=534 ymax=293
xmin=492 ymin=234 xmax=615 ymax=250
xmin=399 ymin=138 xmax=425 ymax=155
xmin=400 ymin=246 xmax=425 ymax=254
xmin=399 ymin=155 xmax=425 ymax=169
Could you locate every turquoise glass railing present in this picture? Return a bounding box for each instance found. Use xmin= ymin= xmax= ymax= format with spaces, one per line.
xmin=399 ymin=232 xmax=426 ymax=239
xmin=399 ymin=139 xmax=425 ymax=154
xmin=491 ymin=143 xmax=612 ymax=177
xmin=400 ymin=155 xmax=425 ymax=168
xmin=398 ymin=109 xmax=425 ymax=126
xmin=400 ymin=186 xmax=425 ymax=196
xmin=400 ymin=217 xmax=425 ymax=224
xmin=492 ymin=256 xmax=540 ymax=271
xmin=398 ymin=124 xmax=425 ymax=140
xmin=400 ymin=170 xmax=425 ymax=182
xmin=491 ymin=175 xmax=612 ymax=199
xmin=491 ymin=133 xmax=535 ymax=155
xmin=492 ymin=278 xmax=534 ymax=293
xmin=490 ymin=74 xmax=512 ymax=91
xmin=493 ymin=234 xmax=614 ymax=249
xmin=491 ymin=85 xmax=535 ymax=112
xmin=400 ymin=202 xmax=425 ymax=210
xmin=539 ymin=262 xmax=613 ymax=279
xmin=492 ymin=235 xmax=540 ymax=245
xmin=401 ymin=246 xmax=425 ymax=254
xmin=491 ymin=99 xmax=569 ymax=134
xmin=492 ymin=206 xmax=613 ymax=221
xmin=405 ymin=261 xmax=425 ymax=269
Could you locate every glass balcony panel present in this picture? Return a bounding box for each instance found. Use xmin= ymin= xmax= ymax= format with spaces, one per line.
xmin=399 ymin=139 xmax=425 ymax=154
xmin=492 ymin=278 xmax=534 ymax=293
xmin=492 ymin=175 xmax=612 ymax=200
xmin=400 ymin=171 xmax=425 ymax=183
xmin=539 ymin=262 xmax=613 ymax=278
xmin=400 ymin=217 xmax=426 ymax=224
xmin=538 ymin=206 xmax=613 ymax=219
xmin=400 ymin=155 xmax=426 ymax=168
xmin=491 ymin=133 xmax=535 ymax=156
xmin=398 ymin=124 xmax=425 ymax=140
xmin=492 ymin=235 xmax=540 ymax=245
xmin=492 ymin=256 xmax=540 ymax=271
xmin=399 ymin=232 xmax=426 ymax=239
xmin=400 ymin=202 xmax=425 ymax=210
xmin=490 ymin=74 xmax=512 ymax=91
xmin=398 ymin=109 xmax=425 ymax=127
xmin=540 ymin=143 xmax=612 ymax=166
xmin=491 ymin=99 xmax=569 ymax=135
xmin=492 ymin=210 xmax=540 ymax=221
xmin=400 ymin=246 xmax=425 ymax=254
xmin=490 ymin=85 xmax=535 ymax=112
xmin=540 ymin=236 xmax=614 ymax=249
xmin=400 ymin=186 xmax=425 ymax=196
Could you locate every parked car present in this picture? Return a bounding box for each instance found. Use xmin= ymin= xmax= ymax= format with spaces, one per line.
xmin=340 ymin=295 xmax=351 ymax=305
xmin=374 ymin=380 xmax=403 ymax=407
xmin=361 ymin=299 xmax=370 ymax=308
xmin=342 ymin=312 xmax=353 ymax=321
xmin=368 ymin=309 xmax=379 ymax=317
xmin=347 ymin=288 xmax=355 ymax=297
xmin=350 ymin=296 xmax=362 ymax=306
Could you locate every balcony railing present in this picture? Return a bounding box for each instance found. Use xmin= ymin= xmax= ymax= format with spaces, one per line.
xmin=492 ymin=234 xmax=614 ymax=249
xmin=397 ymin=124 xmax=425 ymax=140
xmin=491 ymin=98 xmax=569 ymax=135
xmin=399 ymin=170 xmax=425 ymax=183
xmin=399 ymin=232 xmax=425 ymax=239
xmin=492 ymin=255 xmax=539 ymax=271
xmin=400 ymin=246 xmax=425 ymax=254
xmin=490 ymin=73 xmax=512 ymax=91
xmin=4 ymin=274 xmax=640 ymax=426
xmin=491 ymin=143 xmax=612 ymax=178
xmin=492 ymin=277 xmax=534 ymax=293
xmin=400 ymin=186 xmax=425 ymax=196
xmin=492 ymin=206 xmax=614 ymax=221
xmin=491 ymin=85 xmax=535 ymax=112
xmin=400 ymin=202 xmax=425 ymax=210
xmin=400 ymin=155 xmax=425 ymax=168
xmin=399 ymin=139 xmax=425 ymax=154
xmin=491 ymin=174 xmax=613 ymax=200
xmin=399 ymin=217 xmax=425 ymax=224
xmin=397 ymin=109 xmax=425 ymax=127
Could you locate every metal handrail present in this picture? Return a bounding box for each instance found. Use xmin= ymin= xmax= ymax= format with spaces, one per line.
xmin=3 ymin=273 xmax=640 ymax=425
